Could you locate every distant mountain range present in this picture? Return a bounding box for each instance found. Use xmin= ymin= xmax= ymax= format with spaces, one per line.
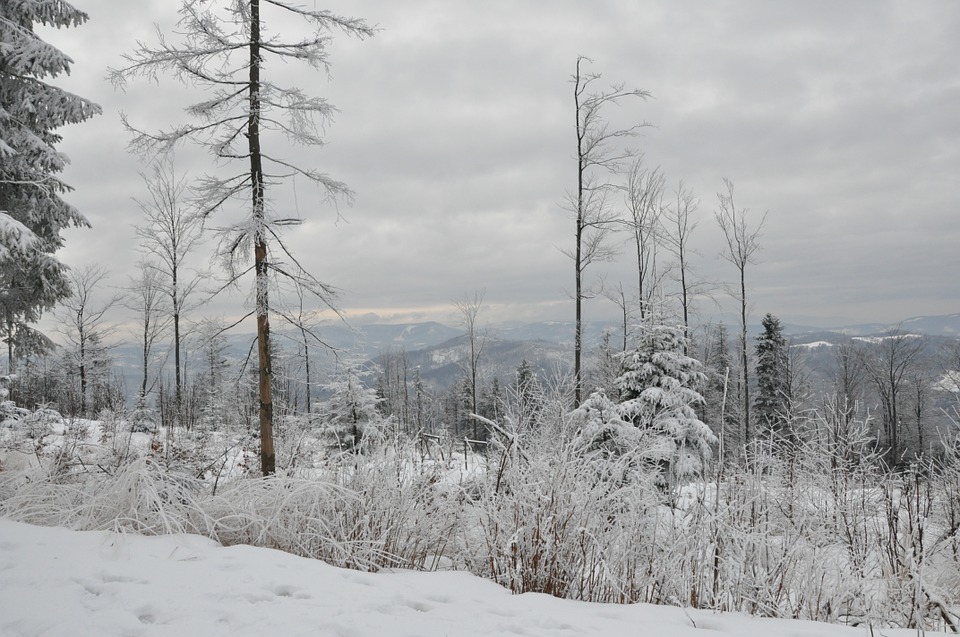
xmin=283 ymin=312 xmax=960 ymax=391
xmin=305 ymin=321 xmax=463 ymax=358
xmin=308 ymin=319 xmax=629 ymax=357
xmin=783 ymin=313 xmax=960 ymax=338
xmin=102 ymin=313 xmax=958 ymax=402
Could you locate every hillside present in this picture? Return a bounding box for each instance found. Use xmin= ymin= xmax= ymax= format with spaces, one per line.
xmin=97 ymin=313 xmax=960 ymax=403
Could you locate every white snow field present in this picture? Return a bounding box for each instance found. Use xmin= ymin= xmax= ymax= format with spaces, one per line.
xmin=0 ymin=519 xmax=946 ymax=637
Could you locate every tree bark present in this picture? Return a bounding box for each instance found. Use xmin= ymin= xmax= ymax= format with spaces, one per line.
xmin=573 ymin=59 xmax=585 ymax=407
xmin=249 ymin=0 xmax=275 ymax=476
xmin=740 ymin=265 xmax=750 ymax=446
xmin=173 ymin=270 xmax=182 ymax=424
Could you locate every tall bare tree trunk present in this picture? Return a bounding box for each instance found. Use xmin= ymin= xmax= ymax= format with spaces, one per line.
xmin=568 ymin=57 xmax=649 ymax=406
xmin=6 ymin=321 xmax=14 ymax=375
xmin=173 ymin=269 xmax=182 ymax=422
xmin=249 ymin=0 xmax=275 ymax=476
xmin=301 ymin=324 xmax=312 ymax=416
xmin=715 ymin=179 xmax=765 ymax=455
xmin=739 ymin=265 xmax=750 ymax=444
xmin=573 ymin=61 xmax=585 ymax=407
xmin=79 ymin=329 xmax=87 ymax=415
xmin=113 ymin=2 xmax=373 ymax=473
xmin=574 ymin=234 xmax=584 ymax=406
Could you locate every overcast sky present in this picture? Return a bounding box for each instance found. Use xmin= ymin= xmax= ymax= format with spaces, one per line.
xmin=41 ymin=0 xmax=960 ymax=330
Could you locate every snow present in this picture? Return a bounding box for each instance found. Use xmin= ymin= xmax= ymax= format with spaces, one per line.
xmin=852 ymin=334 xmax=922 ymax=344
xmin=794 ymin=340 xmax=834 ymax=349
xmin=0 ymin=211 xmax=38 ymax=259
xmin=0 ymin=519 xmax=945 ymax=637
xmin=936 ymin=370 xmax=960 ymax=393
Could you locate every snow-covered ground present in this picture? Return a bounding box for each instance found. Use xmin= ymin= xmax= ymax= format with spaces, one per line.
xmin=0 ymin=519 xmax=946 ymax=637
xmin=793 ymin=340 xmax=834 ymax=349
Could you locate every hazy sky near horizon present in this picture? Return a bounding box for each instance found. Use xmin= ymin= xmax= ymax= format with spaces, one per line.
xmin=41 ymin=0 xmax=960 ymax=330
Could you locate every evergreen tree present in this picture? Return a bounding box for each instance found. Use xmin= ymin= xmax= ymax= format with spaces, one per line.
xmin=319 ymin=361 xmax=385 ymax=452
xmin=9 ymin=350 xmax=58 ymax=409
xmin=0 ymin=0 xmax=101 ymax=370
xmin=478 ymin=376 xmax=503 ymax=427
xmin=513 ymin=359 xmax=544 ymax=429
xmin=588 ymin=329 xmax=624 ymax=398
xmin=571 ymin=388 xmax=642 ymax=458
xmin=754 ymin=313 xmax=791 ymax=440
xmin=87 ymin=333 xmax=122 ymax=415
xmin=702 ymin=322 xmax=740 ymax=460
xmin=437 ymin=377 xmax=472 ymax=438
xmin=413 ymin=368 xmax=430 ymax=432
xmin=616 ymin=323 xmax=716 ymax=484
xmin=195 ymin=322 xmax=233 ymax=434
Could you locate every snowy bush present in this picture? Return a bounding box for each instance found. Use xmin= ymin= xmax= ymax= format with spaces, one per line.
xmin=458 ymin=397 xmax=664 ymax=602
xmin=0 ymin=400 xmax=30 ymax=428
xmin=1 ymin=388 xmax=959 ymax=631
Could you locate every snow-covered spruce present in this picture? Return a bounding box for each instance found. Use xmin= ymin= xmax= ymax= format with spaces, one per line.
xmin=0 ymin=0 xmax=101 ymax=369
xmin=569 ymin=324 xmax=715 ymax=487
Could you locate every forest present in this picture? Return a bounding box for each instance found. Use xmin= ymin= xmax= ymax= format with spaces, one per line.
xmin=1 ymin=1 xmax=959 ymax=634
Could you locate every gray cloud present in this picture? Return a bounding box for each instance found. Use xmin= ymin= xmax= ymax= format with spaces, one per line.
xmin=38 ymin=0 xmax=960 ymax=333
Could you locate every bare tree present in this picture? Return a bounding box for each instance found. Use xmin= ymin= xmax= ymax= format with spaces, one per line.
xmin=133 ymin=155 xmax=202 ymax=425
xmin=862 ymin=330 xmax=925 ymax=465
xmin=123 ymin=260 xmax=169 ymax=405
xmin=938 ymin=339 xmax=960 ymax=435
xmin=832 ymin=341 xmax=867 ymax=427
xmin=622 ymin=155 xmax=665 ymax=321
xmin=274 ymin=284 xmax=333 ymax=418
xmin=57 ymin=264 xmax=121 ymax=416
xmin=910 ymin=371 xmax=930 ymax=458
xmin=602 ymin=281 xmax=632 ymax=353
xmin=937 ymin=339 xmax=960 ymax=395
xmin=111 ymin=1 xmax=373 ymax=475
xmin=661 ymin=180 xmax=701 ymax=350
xmin=715 ymin=178 xmax=766 ymax=448
xmin=567 ymin=55 xmax=650 ymax=406
xmin=378 ymin=346 xmax=412 ymax=429
xmin=453 ymin=290 xmax=487 ymax=439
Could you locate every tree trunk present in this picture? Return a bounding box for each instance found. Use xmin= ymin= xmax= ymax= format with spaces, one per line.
xmin=249 ymin=0 xmax=274 ymax=476
xmin=141 ymin=321 xmax=149 ymax=400
xmin=79 ymin=332 xmax=87 ymax=416
xmin=6 ymin=320 xmax=14 ymax=375
xmin=301 ymin=325 xmax=311 ymax=416
xmin=889 ymin=367 xmax=899 ymax=464
xmin=573 ymin=62 xmax=584 ymax=408
xmin=740 ymin=266 xmax=750 ymax=448
xmin=636 ymin=231 xmax=646 ymax=322
xmin=173 ymin=276 xmax=182 ymax=426
xmin=679 ymin=247 xmax=689 ymax=355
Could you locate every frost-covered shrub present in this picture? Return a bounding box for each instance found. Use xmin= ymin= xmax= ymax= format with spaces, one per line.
xmin=459 ymin=401 xmax=663 ymax=602
xmin=0 ymin=400 xmax=30 ymax=428
xmin=16 ymin=406 xmax=58 ymax=440
xmin=0 ymin=433 xmax=457 ymax=572
xmin=2 ymin=367 xmax=958 ymax=632
xmin=306 ymin=439 xmax=457 ymax=570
